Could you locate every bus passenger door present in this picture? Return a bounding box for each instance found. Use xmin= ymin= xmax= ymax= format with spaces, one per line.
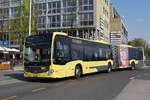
xmin=53 ymin=35 xmax=71 ymax=78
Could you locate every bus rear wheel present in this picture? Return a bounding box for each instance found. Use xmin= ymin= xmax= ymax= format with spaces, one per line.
xmin=131 ymin=62 xmax=136 ymax=70
xmin=75 ymin=66 xmax=82 ymax=79
xmin=107 ymin=63 xmax=112 ymax=73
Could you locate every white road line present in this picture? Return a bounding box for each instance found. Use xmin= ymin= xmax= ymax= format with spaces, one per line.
xmin=142 ymin=66 xmax=150 ymax=69
xmin=129 ymin=77 xmax=135 ymax=80
xmin=32 ymin=88 xmax=46 ymax=93
xmin=2 ymin=96 xmax=17 ymax=100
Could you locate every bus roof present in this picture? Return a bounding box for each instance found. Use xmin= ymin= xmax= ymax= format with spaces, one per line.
xmin=52 ymin=32 xmax=110 ymax=45
xmin=69 ymin=36 xmax=110 ymax=45
xmin=53 ymin=32 xmax=67 ymax=36
xmin=92 ymin=40 xmax=110 ymax=45
xmin=29 ymin=32 xmax=110 ymax=45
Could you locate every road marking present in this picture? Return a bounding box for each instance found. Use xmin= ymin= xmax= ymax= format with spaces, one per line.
xmin=55 ymin=82 xmax=65 ymax=87
xmin=32 ymin=88 xmax=45 ymax=93
xmin=2 ymin=96 xmax=17 ymax=100
xmin=130 ymin=77 xmax=135 ymax=80
xmin=142 ymin=66 xmax=150 ymax=69
xmin=131 ymin=73 xmax=136 ymax=76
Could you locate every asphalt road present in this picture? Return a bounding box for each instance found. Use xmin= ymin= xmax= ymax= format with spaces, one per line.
xmin=0 ymin=66 xmax=150 ymax=100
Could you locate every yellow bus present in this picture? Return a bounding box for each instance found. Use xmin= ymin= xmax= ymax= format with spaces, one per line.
xmin=24 ymin=32 xmax=113 ymax=79
xmin=112 ymin=44 xmax=143 ymax=70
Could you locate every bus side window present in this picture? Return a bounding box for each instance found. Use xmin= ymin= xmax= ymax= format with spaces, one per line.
xmin=71 ymin=44 xmax=83 ymax=60
xmin=92 ymin=47 xmax=99 ymax=61
xmin=98 ymin=48 xmax=102 ymax=60
xmin=84 ymin=46 xmax=93 ymax=61
xmin=99 ymin=48 xmax=106 ymax=60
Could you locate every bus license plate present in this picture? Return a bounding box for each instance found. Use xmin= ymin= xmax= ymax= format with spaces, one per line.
xmin=34 ymin=74 xmax=38 ymax=77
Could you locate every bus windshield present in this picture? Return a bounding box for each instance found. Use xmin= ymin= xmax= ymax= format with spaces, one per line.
xmin=24 ymin=34 xmax=52 ymax=66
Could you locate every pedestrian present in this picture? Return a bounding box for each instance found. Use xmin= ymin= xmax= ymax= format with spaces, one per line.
xmin=11 ymin=54 xmax=15 ymax=70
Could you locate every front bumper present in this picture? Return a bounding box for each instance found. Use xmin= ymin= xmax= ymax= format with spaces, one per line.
xmin=24 ymin=70 xmax=55 ymax=78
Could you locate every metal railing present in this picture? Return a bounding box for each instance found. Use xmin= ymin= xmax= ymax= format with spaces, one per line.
xmin=137 ymin=60 xmax=150 ymax=67
xmin=144 ymin=60 xmax=150 ymax=66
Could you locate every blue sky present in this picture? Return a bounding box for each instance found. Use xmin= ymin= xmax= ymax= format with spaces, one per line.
xmin=111 ymin=0 xmax=150 ymax=44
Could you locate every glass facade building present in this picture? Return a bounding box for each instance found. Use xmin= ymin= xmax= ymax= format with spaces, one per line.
xmin=34 ymin=0 xmax=95 ymax=39
xmin=0 ymin=0 xmax=111 ymax=47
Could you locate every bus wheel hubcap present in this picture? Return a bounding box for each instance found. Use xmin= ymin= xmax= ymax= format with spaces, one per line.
xmin=108 ymin=65 xmax=111 ymax=72
xmin=76 ymin=68 xmax=81 ymax=78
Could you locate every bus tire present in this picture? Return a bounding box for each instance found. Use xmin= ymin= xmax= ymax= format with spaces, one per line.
xmin=131 ymin=62 xmax=136 ymax=70
xmin=75 ymin=65 xmax=82 ymax=79
xmin=107 ymin=63 xmax=112 ymax=73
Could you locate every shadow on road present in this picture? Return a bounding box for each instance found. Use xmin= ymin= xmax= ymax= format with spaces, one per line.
xmin=3 ymin=70 xmax=113 ymax=83
xmin=4 ymin=72 xmax=73 ymax=83
xmin=3 ymin=66 xmax=145 ymax=84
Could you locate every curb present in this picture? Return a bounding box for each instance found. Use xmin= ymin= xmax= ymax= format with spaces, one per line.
xmin=0 ymin=79 xmax=23 ymax=86
xmin=0 ymin=67 xmax=23 ymax=72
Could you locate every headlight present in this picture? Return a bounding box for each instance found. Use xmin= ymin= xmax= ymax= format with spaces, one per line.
xmin=47 ymin=70 xmax=54 ymax=75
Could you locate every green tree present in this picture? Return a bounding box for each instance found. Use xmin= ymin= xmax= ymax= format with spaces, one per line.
xmin=147 ymin=45 xmax=150 ymax=59
xmin=0 ymin=15 xmax=6 ymax=43
xmin=0 ymin=10 xmax=9 ymax=44
xmin=8 ymin=0 xmax=38 ymax=50
xmin=128 ymin=38 xmax=150 ymax=60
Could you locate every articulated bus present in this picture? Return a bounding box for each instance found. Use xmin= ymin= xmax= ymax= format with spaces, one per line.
xmin=112 ymin=44 xmax=143 ymax=70
xmin=23 ymin=32 xmax=113 ymax=79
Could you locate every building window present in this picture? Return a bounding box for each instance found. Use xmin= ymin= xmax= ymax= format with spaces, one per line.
xmin=38 ymin=3 xmax=46 ymax=15
xmin=103 ymin=7 xmax=109 ymax=17
xmin=34 ymin=0 xmax=46 ymax=3
xmin=79 ymin=12 xmax=94 ymax=26
xmin=62 ymin=14 xmax=76 ymax=27
xmin=48 ymin=1 xmax=61 ymax=14
xmin=11 ymin=7 xmax=18 ymax=17
xmin=48 ymin=15 xmax=61 ymax=28
xmin=62 ymin=0 xmax=76 ymax=13
xmin=11 ymin=0 xmax=20 ymax=7
xmin=0 ymin=8 xmax=9 ymax=18
xmin=79 ymin=0 xmax=94 ymax=11
xmin=38 ymin=16 xmax=46 ymax=28
xmin=0 ymin=0 xmax=9 ymax=8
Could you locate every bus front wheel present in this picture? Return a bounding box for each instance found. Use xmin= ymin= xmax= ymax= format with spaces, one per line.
xmin=75 ymin=66 xmax=82 ymax=79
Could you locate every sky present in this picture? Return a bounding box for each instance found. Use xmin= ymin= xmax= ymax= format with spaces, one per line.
xmin=111 ymin=0 xmax=150 ymax=44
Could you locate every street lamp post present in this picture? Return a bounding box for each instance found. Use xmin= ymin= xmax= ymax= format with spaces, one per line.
xmin=29 ymin=0 xmax=32 ymax=36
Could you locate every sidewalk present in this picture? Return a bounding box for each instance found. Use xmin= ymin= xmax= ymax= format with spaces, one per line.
xmin=13 ymin=64 xmax=23 ymax=71
xmin=0 ymin=64 xmax=23 ymax=72
xmin=0 ymin=64 xmax=24 ymax=85
xmin=115 ymin=66 xmax=150 ymax=100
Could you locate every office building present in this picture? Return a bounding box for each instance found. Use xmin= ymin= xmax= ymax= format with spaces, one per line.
xmin=0 ymin=0 xmax=111 ymax=48
xmin=110 ymin=3 xmax=128 ymax=44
